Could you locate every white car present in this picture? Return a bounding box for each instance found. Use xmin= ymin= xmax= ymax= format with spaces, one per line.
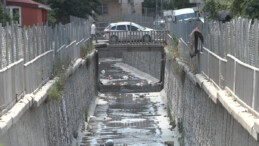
xmin=103 ymin=22 xmax=155 ymax=42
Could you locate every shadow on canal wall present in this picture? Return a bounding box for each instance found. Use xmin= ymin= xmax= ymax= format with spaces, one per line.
xmin=122 ymin=48 xmax=163 ymax=80
xmin=0 ymin=52 xmax=98 ymax=146
xmin=97 ymin=47 xmax=165 ymax=93
xmin=163 ymin=54 xmax=259 ymax=145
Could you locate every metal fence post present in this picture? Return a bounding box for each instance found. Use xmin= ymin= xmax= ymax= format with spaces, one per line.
xmin=23 ymin=27 xmax=27 ymax=63
xmin=15 ymin=22 xmax=19 ymax=61
xmin=254 ymin=19 xmax=258 ymax=67
xmin=11 ymin=23 xmax=15 ymax=63
xmin=28 ymin=27 xmax=32 ymax=61
xmin=41 ymin=23 xmax=44 ymax=53
xmin=36 ymin=24 xmax=40 ymax=55
xmin=0 ymin=23 xmax=2 ymax=69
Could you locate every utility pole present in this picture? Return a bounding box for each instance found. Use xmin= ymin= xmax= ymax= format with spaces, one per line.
xmin=3 ymin=0 xmax=6 ymax=26
xmin=156 ymin=0 xmax=158 ymax=17
xmin=161 ymin=0 xmax=163 ymax=16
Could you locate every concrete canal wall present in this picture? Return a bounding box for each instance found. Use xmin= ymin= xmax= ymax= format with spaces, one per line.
xmin=163 ymin=56 xmax=259 ymax=145
xmin=0 ymin=52 xmax=98 ymax=146
xmin=122 ymin=48 xmax=163 ymax=80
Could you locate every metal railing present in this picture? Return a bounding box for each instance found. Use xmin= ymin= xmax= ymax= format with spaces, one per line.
xmin=169 ymin=18 xmax=259 ymax=68
xmin=167 ymin=16 xmax=259 ymax=113
xmin=0 ymin=16 xmax=92 ymax=113
xmin=108 ymin=30 xmax=168 ymax=46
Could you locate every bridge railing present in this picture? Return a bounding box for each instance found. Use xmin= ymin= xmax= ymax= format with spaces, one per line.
xmin=108 ymin=30 xmax=168 ymax=46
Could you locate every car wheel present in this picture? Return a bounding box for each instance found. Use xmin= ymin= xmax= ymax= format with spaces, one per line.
xmin=110 ymin=35 xmax=118 ymax=42
xmin=143 ymin=35 xmax=151 ymax=42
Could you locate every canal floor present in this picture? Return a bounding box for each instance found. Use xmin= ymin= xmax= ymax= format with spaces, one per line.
xmin=77 ymin=58 xmax=180 ymax=146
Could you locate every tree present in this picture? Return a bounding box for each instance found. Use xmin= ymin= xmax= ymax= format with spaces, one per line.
xmin=201 ymin=0 xmax=227 ymax=20
xmin=241 ymin=0 xmax=259 ymax=19
xmin=230 ymin=0 xmax=244 ymax=16
xmin=0 ymin=2 xmax=13 ymax=26
xmin=34 ymin=0 xmax=101 ymax=24
xmin=143 ymin=0 xmax=194 ymax=10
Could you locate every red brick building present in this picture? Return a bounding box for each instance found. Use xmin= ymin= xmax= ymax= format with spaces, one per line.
xmin=4 ymin=0 xmax=51 ymax=26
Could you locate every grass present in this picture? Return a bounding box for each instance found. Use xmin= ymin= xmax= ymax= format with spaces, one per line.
xmin=177 ymin=119 xmax=185 ymax=146
xmin=167 ymin=33 xmax=180 ymax=59
xmin=178 ymin=133 xmax=185 ymax=146
xmin=80 ymin=43 xmax=94 ymax=58
xmin=47 ymin=57 xmax=66 ymax=102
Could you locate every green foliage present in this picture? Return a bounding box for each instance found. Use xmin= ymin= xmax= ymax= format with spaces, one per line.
xmin=201 ymin=0 xmax=228 ymax=20
xmin=143 ymin=0 xmax=194 ymax=10
xmin=80 ymin=43 xmax=93 ymax=58
xmin=230 ymin=0 xmax=244 ymax=16
xmin=47 ymin=10 xmax=57 ymax=27
xmin=47 ymin=83 xmax=62 ymax=101
xmin=241 ymin=0 xmax=259 ymax=19
xmin=34 ymin=0 xmax=101 ymax=24
xmin=178 ymin=133 xmax=185 ymax=146
xmin=86 ymin=56 xmax=93 ymax=69
xmin=0 ymin=2 xmax=13 ymax=26
xmin=47 ymin=57 xmax=67 ymax=102
xmin=167 ymin=33 xmax=179 ymax=59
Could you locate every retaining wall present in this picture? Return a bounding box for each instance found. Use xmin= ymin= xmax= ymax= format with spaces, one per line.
xmin=0 ymin=52 xmax=98 ymax=146
xmin=122 ymin=48 xmax=163 ymax=80
xmin=164 ymin=57 xmax=259 ymax=145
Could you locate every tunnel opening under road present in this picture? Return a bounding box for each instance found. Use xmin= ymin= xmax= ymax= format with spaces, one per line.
xmin=97 ymin=46 xmax=166 ymax=93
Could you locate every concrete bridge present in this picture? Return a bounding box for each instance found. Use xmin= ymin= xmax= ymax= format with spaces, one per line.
xmin=0 ymin=18 xmax=259 ymax=146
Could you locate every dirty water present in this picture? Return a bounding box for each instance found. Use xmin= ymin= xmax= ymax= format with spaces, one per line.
xmin=75 ymin=58 xmax=180 ymax=146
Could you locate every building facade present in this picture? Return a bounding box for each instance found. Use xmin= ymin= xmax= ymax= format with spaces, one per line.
xmin=4 ymin=0 xmax=50 ymax=26
xmin=97 ymin=0 xmax=144 ymax=22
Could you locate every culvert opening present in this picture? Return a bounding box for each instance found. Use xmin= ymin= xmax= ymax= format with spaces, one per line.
xmin=97 ymin=46 xmax=165 ymax=93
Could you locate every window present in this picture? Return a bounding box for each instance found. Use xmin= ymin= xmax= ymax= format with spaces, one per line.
xmin=128 ymin=25 xmax=138 ymax=31
xmin=116 ymin=25 xmax=126 ymax=31
xmin=111 ymin=26 xmax=116 ymax=30
xmin=7 ymin=6 xmax=21 ymax=26
xmin=97 ymin=4 xmax=108 ymax=14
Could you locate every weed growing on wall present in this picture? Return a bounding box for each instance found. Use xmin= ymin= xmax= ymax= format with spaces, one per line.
xmin=86 ymin=56 xmax=93 ymax=69
xmin=177 ymin=118 xmax=185 ymax=146
xmin=178 ymin=133 xmax=185 ymax=146
xmin=73 ymin=130 xmax=78 ymax=139
xmin=47 ymin=57 xmax=67 ymax=102
xmin=167 ymin=33 xmax=180 ymax=59
xmin=80 ymin=42 xmax=94 ymax=58
xmin=172 ymin=59 xmax=186 ymax=85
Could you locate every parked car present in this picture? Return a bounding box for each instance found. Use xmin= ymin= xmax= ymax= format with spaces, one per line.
xmin=103 ymin=22 xmax=155 ymax=42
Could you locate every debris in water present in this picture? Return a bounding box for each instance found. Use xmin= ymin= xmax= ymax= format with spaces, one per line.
xmin=105 ymin=139 xmax=114 ymax=146
xmin=165 ymin=141 xmax=174 ymax=146
xmin=122 ymin=75 xmax=128 ymax=80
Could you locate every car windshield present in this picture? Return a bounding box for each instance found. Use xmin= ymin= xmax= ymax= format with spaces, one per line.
xmin=132 ymin=23 xmax=145 ymax=30
xmin=105 ymin=25 xmax=111 ymax=29
xmin=176 ymin=13 xmax=195 ymax=21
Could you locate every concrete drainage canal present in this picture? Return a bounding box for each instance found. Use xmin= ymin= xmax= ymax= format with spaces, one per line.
xmin=74 ymin=47 xmax=181 ymax=146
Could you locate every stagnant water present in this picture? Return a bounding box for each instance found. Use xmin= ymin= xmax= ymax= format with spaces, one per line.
xmin=75 ymin=58 xmax=180 ymax=146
